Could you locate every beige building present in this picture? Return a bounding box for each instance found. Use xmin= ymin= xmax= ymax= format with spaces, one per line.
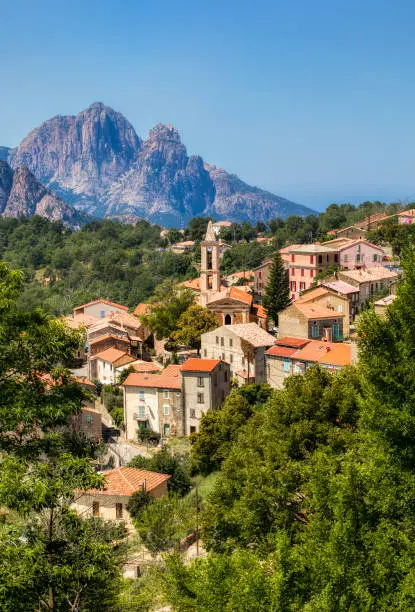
xmin=89 ymin=347 xmax=136 ymax=384
xmin=253 ymin=259 xmax=273 ymax=296
xmin=373 ymin=293 xmax=397 ymax=317
xmin=278 ymin=302 xmax=345 ymax=342
xmin=296 ymin=286 xmax=352 ymax=334
xmin=181 ymin=358 xmax=231 ymax=435
xmin=73 ymin=467 xmax=170 ymax=529
xmin=73 ymin=298 xmax=129 ymax=321
xmin=266 ymin=337 xmax=354 ymax=389
xmin=201 ymin=323 xmax=275 ymax=383
xmin=321 ymin=279 xmax=360 ymax=321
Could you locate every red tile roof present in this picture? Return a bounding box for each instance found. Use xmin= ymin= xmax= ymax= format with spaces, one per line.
xmin=265 ymin=345 xmax=299 ymax=357
xmin=182 ymin=358 xmax=221 ymax=372
xmin=275 ymin=336 xmax=311 ymax=348
xmin=229 ymin=286 xmax=253 ymax=306
xmin=74 ymin=299 xmax=129 ymax=312
xmin=235 ymin=370 xmax=256 ymax=379
xmin=251 ymin=303 xmax=268 ymax=319
xmin=75 ymin=377 xmax=96 ymax=388
xmin=294 ymin=303 xmax=345 ymax=320
xmin=122 ymin=366 xmax=182 ymax=390
xmin=88 ymin=334 xmax=130 ymax=346
xmin=130 ymin=360 xmax=163 ymax=373
xmin=82 ymin=467 xmax=170 ymax=497
xmin=293 ymin=340 xmax=352 ymax=367
xmin=90 ymin=347 xmax=130 ymax=364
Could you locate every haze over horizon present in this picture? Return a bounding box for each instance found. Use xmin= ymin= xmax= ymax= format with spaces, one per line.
xmin=1 ymin=0 xmax=415 ymax=212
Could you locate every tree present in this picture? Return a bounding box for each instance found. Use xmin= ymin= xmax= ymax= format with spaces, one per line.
xmin=0 ymin=261 xmax=126 ymax=610
xmin=127 ymin=489 xmax=153 ymax=519
xmin=139 ymin=281 xmax=195 ymax=341
xmin=262 ymin=251 xmax=290 ymax=325
xmin=173 ymin=304 xmax=218 ymax=354
xmin=129 ymin=449 xmax=191 ymax=496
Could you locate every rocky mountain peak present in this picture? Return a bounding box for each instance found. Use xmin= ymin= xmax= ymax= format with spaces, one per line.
xmin=147 ymin=123 xmax=182 ymax=143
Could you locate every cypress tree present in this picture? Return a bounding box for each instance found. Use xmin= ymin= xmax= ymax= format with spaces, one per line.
xmin=262 ymin=252 xmax=290 ymax=325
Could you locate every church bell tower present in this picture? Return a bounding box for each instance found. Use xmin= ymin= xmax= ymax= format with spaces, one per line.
xmin=200 ymin=220 xmax=221 ymax=306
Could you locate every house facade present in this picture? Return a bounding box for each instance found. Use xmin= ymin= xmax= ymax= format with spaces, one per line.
xmin=286 ymin=244 xmax=339 ymax=301
xmin=73 ymin=299 xmax=129 ymax=321
xmin=278 ymin=302 xmax=345 ymax=342
xmin=181 ymin=358 xmax=231 ymax=435
xmin=200 ymin=323 xmax=275 ymax=383
xmin=73 ymin=467 xmax=170 ymax=529
xmin=253 ymin=259 xmax=272 ymax=296
xmin=296 ymin=286 xmax=352 ymax=334
xmin=338 ymin=267 xmax=398 ymax=309
xmin=89 ymin=347 xmax=135 ymax=384
xmin=325 ymin=238 xmax=384 ymax=269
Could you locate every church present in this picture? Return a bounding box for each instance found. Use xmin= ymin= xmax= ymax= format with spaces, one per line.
xmin=197 ymin=221 xmax=268 ymax=329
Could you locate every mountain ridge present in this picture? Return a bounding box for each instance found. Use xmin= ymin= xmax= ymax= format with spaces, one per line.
xmin=6 ymin=103 xmax=315 ymax=226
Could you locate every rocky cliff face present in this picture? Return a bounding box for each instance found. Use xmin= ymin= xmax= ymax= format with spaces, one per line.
xmin=0 ymin=146 xmax=10 ymax=161
xmin=6 ymin=103 xmax=315 ymax=225
xmin=0 ymin=161 xmax=86 ymax=226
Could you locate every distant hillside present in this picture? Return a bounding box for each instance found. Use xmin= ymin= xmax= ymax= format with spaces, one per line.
xmin=5 ymin=103 xmax=315 ymax=226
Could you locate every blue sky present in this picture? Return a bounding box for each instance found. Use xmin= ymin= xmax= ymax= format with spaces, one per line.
xmin=1 ymin=0 xmax=415 ymax=211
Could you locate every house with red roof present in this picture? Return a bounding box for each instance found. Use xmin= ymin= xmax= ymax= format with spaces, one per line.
xmin=72 ymin=466 xmax=170 ymax=528
xmin=265 ymin=336 xmax=354 ymax=389
xmin=278 ymin=301 xmax=345 ymax=342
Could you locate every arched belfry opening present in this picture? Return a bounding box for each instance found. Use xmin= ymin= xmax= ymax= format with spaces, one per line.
xmin=224 ymin=314 xmax=232 ymax=325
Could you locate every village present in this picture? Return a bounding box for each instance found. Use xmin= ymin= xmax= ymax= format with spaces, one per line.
xmin=60 ymin=212 xmax=404 ymax=556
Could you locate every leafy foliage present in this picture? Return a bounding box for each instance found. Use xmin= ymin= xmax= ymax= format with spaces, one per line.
xmin=129 ymin=449 xmax=191 ymax=497
xmin=262 ymin=251 xmax=290 ymax=324
xmin=173 ymin=304 xmax=218 ymax=352
xmin=139 ymin=281 xmax=195 ymax=341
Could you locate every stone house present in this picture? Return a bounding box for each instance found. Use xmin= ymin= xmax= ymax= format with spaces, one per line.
xmin=200 ymin=323 xmax=275 ymax=383
xmin=181 ymin=358 xmax=231 ymax=435
xmin=265 ymin=336 xmax=353 ymax=389
xmin=72 ymin=467 xmax=170 ymax=529
xmin=89 ymin=347 xmax=136 ymax=384
xmin=278 ymin=302 xmax=345 ymax=342
xmin=320 ymin=279 xmax=360 ymax=321
xmin=296 ymin=286 xmax=352 ymax=335
xmin=338 ymin=267 xmax=398 ymax=309
xmin=329 ymin=225 xmax=367 ymax=240
xmin=70 ymin=407 xmax=102 ymax=441
xmin=122 ymin=365 xmax=183 ymax=439
xmin=253 ymin=259 xmax=273 ymax=297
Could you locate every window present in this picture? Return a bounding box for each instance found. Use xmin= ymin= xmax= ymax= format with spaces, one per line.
xmin=220 ymin=337 xmax=224 ymax=346
xmin=310 ymin=269 xmax=314 ymax=278
xmin=312 ymin=325 xmax=319 ymax=338
xmin=230 ymin=354 xmax=233 ymax=363
xmin=190 ymin=426 xmax=196 ymax=434
xmin=356 ymin=254 xmax=361 ymax=263
xmin=344 ymin=254 xmax=348 ymax=262
xmin=163 ymin=404 xmax=170 ymax=416
xmin=337 ymin=304 xmax=343 ymax=312
xmin=99 ymin=310 xmax=105 ymax=318
xmin=301 ymin=268 xmax=304 ymax=276
xmin=258 ymin=270 xmax=262 ymax=278
xmin=164 ymin=423 xmax=170 ymax=436
xmin=197 ymin=393 xmax=204 ymax=404
xmin=229 ymin=338 xmax=233 ymax=348
xmin=224 ymin=370 xmax=228 ymax=382
xmin=357 ymin=244 xmax=361 ymax=253
xmin=138 ymin=405 xmax=146 ymax=418
xmin=373 ymin=254 xmax=378 ymax=262
xmin=190 ymin=408 xmax=196 ymax=418
xmin=92 ymin=501 xmax=99 ymax=517
xmin=291 ymin=293 xmax=295 ymax=300
xmin=139 ymin=390 xmax=145 ymax=402
xmin=318 ymin=255 xmax=323 ymax=264
xmin=163 ymin=390 xmax=169 ymax=399
xmin=216 ymin=336 xmax=219 ymax=345
xmin=291 ymin=268 xmax=295 ymax=276
xmin=85 ymin=414 xmax=93 ymax=424
xmin=283 ymin=358 xmax=290 ymax=372
xmin=116 ymin=503 xmax=123 ymax=519
xmin=300 ymin=282 xmax=305 ymax=290
xmin=197 ymin=377 xmax=204 ymax=387
xmin=310 ymin=255 xmax=314 ymax=264
xmin=291 ymin=253 xmax=295 ymax=262
xmin=334 ymin=254 xmax=339 ymax=263
xmin=290 ymin=281 xmax=296 ymax=291
xmin=203 ymin=349 xmax=207 ymax=357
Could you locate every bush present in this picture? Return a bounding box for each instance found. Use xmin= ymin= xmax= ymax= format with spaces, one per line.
xmin=129 ymin=449 xmax=191 ymax=497
xmin=137 ymin=429 xmax=161 ymax=445
xmin=127 ymin=490 xmax=153 ymax=519
xmin=111 ymin=407 xmax=124 ymax=427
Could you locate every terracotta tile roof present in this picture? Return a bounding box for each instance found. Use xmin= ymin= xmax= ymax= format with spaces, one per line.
xmin=74 ymin=299 xmax=129 ymax=312
xmin=225 ymin=323 xmax=276 ymax=347
xmin=173 ymin=240 xmax=195 ymax=247
xmin=265 ymin=345 xmax=299 ymax=357
xmin=229 ymin=286 xmax=253 ymax=306
xmin=322 ymin=280 xmax=359 ymax=295
xmin=82 ymin=467 xmax=170 ymax=497
xmin=290 ymin=243 xmax=338 ymax=254
xmin=64 ymin=314 xmax=99 ymax=329
xmin=113 ymin=354 xmax=138 ymax=368
xmin=122 ymin=366 xmax=182 ymax=390
xmin=251 ymin=303 xmax=267 ymax=319
xmin=297 ymin=287 xmax=331 ymax=302
xmin=235 ymin=370 xmax=256 ymax=379
xmin=294 ymin=303 xmax=345 ymax=320
xmin=279 ymin=245 xmax=301 ymax=254
xmin=130 ymin=360 xmax=163 ymax=373
xmin=90 ymin=347 xmax=130 ymax=364
xmin=75 ymin=377 xmax=96 ymax=388
xmin=88 ymin=334 xmax=130 ymax=346
xmin=182 ymin=358 xmax=221 ymax=372
xmin=275 ymin=337 xmax=311 ymax=348
xmin=110 ymin=311 xmax=142 ymax=331
xmin=294 ymin=340 xmax=352 ymax=367
xmin=133 ymin=303 xmax=151 ymax=317
xmin=340 ymin=267 xmax=398 ymax=283
xmin=335 ymin=238 xmax=384 ymax=252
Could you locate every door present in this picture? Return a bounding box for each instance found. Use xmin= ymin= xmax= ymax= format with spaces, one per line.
xmin=163 ymin=423 xmax=170 ymax=436
xmin=333 ymin=323 xmax=340 ymax=341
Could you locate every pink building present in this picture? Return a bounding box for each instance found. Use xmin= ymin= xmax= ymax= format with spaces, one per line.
xmin=398 ymin=209 xmax=415 ymax=224
xmin=327 ymin=238 xmax=384 ymax=269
